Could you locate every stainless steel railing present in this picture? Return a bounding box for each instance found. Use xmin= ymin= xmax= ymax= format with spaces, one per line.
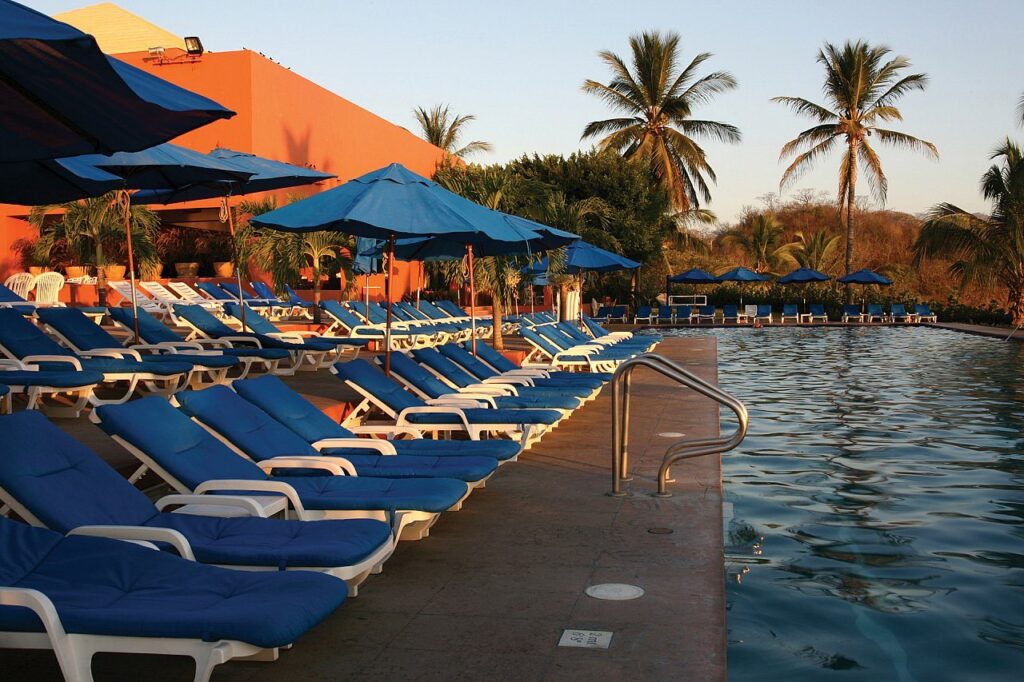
xmin=610 ymin=353 xmax=748 ymax=497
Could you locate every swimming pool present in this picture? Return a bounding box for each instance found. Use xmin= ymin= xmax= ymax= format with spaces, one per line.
xmin=658 ymin=326 xmax=1024 ymax=680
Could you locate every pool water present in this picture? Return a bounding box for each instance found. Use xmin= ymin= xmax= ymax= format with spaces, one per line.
xmin=661 ymin=326 xmax=1024 ymax=680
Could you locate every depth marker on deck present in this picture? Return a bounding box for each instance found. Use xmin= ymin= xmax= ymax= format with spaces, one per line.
xmin=558 ymin=630 xmax=613 ymax=649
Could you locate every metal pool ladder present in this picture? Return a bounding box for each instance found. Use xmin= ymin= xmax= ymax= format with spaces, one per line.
xmin=610 ymin=353 xmax=749 ymax=497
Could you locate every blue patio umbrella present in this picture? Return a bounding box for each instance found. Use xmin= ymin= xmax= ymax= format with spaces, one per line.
xmin=82 ymin=143 xmax=255 ymax=340
xmin=130 ymin=147 xmax=336 ymax=325
xmin=0 ymin=0 xmax=234 ymax=162
xmin=249 ymin=163 xmax=545 ymax=371
xmin=666 ymin=267 xmax=718 ymax=309
xmin=716 ymin=266 xmax=769 ymax=307
xmin=778 ymin=268 xmax=831 ymax=314
xmin=561 ymin=240 xmax=640 ymax=274
xmin=839 ymin=268 xmax=892 ymax=312
xmin=352 ymin=237 xmax=384 ymax=322
xmin=0 ymin=155 xmax=125 ymax=204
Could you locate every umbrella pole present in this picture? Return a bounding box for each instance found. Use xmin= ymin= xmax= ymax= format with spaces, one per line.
xmin=222 ymin=197 xmax=245 ymax=329
xmin=578 ymin=272 xmax=584 ymax=330
xmin=118 ymin=191 xmax=141 ymax=344
xmin=364 ymin=274 xmax=370 ymax=323
xmin=467 ymin=244 xmax=477 ymax=356
xmin=416 ymin=265 xmax=422 ymax=309
xmin=384 ymin=234 xmax=395 ymax=376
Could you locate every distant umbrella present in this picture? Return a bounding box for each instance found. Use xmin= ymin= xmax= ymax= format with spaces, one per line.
xmin=669 ymin=268 xmax=719 ymax=284
xmin=716 ymin=266 xmax=769 ymax=282
xmin=838 ymin=268 xmax=892 ymax=285
xmin=778 ymin=267 xmax=830 ymax=284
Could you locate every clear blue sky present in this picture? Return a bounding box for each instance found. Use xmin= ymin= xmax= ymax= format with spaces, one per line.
xmin=29 ymin=0 xmax=1024 ymax=223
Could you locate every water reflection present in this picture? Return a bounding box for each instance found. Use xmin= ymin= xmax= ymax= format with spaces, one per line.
xmin=655 ymin=327 xmax=1024 ymax=680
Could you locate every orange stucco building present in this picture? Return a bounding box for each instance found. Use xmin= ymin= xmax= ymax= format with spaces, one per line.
xmin=0 ymin=3 xmax=445 ymax=302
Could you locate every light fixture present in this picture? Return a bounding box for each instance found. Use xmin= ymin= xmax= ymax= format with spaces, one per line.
xmin=147 ymin=46 xmax=165 ymax=58
xmin=183 ymin=36 xmax=204 ymax=56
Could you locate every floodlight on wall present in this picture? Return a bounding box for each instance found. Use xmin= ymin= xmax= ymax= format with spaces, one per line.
xmin=184 ymin=36 xmax=204 ymax=56
xmin=147 ymin=46 xmax=165 ymax=58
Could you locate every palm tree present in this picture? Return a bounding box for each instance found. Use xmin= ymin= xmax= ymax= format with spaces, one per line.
xmin=788 ymin=229 xmax=841 ymax=272
xmin=913 ymin=139 xmax=1024 ymax=325
xmin=581 ymin=30 xmax=740 ymax=211
xmin=29 ymin=192 xmax=159 ymax=306
xmin=413 ymin=104 xmax=493 ymax=158
xmin=239 ymin=197 xmax=352 ymax=324
xmin=774 ymin=40 xmax=937 ymax=300
xmin=718 ymin=214 xmax=793 ymax=274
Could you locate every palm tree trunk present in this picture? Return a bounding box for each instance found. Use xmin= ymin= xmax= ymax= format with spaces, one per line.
xmin=491 ymin=294 xmax=504 ymax=351
xmin=844 ymin=140 xmax=858 ymax=304
xmin=95 ymin=242 xmax=107 ymax=307
xmin=557 ymin=283 xmax=570 ymax=322
xmin=1011 ymin=287 xmax=1024 ymax=327
xmin=312 ymin=264 xmax=322 ymax=325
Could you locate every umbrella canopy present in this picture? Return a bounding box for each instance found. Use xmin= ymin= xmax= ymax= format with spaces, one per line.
xmin=0 ymin=155 xmax=125 ymax=204
xmin=838 ymin=268 xmax=892 ymax=286
xmin=249 ymin=163 xmax=537 ymax=247
xmin=85 ymin=143 xmax=254 ymax=190
xmin=778 ymin=267 xmax=830 ymax=284
xmin=716 ymin=266 xmax=769 ymax=282
xmin=0 ymin=0 xmax=234 ymax=162
xmin=132 ymin=147 xmax=335 ymax=204
xmin=669 ymin=268 xmax=719 ymax=284
xmin=561 ymin=240 xmax=640 ymax=274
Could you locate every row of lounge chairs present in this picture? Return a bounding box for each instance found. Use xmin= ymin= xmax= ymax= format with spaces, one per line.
xmin=632 ymin=303 xmax=939 ymax=324
xmin=0 ymin=304 xmax=649 ymax=679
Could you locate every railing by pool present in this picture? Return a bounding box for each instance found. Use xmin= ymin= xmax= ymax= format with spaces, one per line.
xmin=610 ymin=353 xmax=749 ymax=497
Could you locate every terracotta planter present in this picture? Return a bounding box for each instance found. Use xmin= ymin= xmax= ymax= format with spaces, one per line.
xmin=101 ymin=264 xmax=127 ymax=280
xmin=140 ymin=263 xmax=164 ymax=280
xmin=213 ymin=261 xmax=234 ymax=278
xmin=175 ymin=262 xmax=200 ymax=278
xmin=65 ymin=265 xmax=89 ymax=279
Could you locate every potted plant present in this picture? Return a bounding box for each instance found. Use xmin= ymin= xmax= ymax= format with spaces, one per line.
xmin=29 ymin=192 xmax=160 ymax=306
xmin=156 ymin=226 xmax=200 ymax=278
xmin=200 ymin=230 xmax=235 ymax=278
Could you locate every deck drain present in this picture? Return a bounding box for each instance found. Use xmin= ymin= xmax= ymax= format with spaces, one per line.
xmin=647 ymin=527 xmax=674 ymax=535
xmin=657 ymin=431 xmax=685 ymax=438
xmin=585 ymin=583 xmax=645 ymax=601
xmin=558 ymin=629 xmax=613 ymax=649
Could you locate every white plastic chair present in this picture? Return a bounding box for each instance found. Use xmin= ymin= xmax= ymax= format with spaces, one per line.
xmin=3 ymin=273 xmax=34 ymax=300
xmin=31 ymin=272 xmax=65 ymax=305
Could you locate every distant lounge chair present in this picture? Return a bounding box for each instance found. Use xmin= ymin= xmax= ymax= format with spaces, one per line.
xmin=744 ymin=304 xmax=758 ymax=321
xmin=251 ymin=281 xmax=312 ymax=318
xmin=841 ymin=305 xmax=865 ymax=323
xmin=607 ymin=305 xmax=627 ymax=323
xmin=804 ymin=304 xmax=829 ymax=324
xmin=166 ymin=280 xmax=222 ymax=310
xmin=593 ymin=305 xmax=612 ymax=322
xmin=634 ymin=305 xmax=654 ymax=324
xmin=695 ymin=305 xmax=717 ymax=324
xmin=780 ymin=304 xmax=800 ymax=324
xmin=754 ymin=305 xmax=773 ymax=324
xmin=889 ymin=303 xmax=912 ymax=323
xmin=222 ymin=303 xmax=365 ymax=367
xmin=722 ymin=304 xmax=747 ymax=324
xmin=866 ymin=303 xmax=886 ymax=323
xmin=0 ymin=513 xmax=347 ymax=682
xmin=657 ymin=306 xmax=675 ymax=324
xmin=914 ymin=304 xmax=937 ymax=323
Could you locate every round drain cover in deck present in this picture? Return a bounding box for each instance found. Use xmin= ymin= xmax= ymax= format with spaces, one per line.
xmin=657 ymin=431 xmax=685 ymax=438
xmin=585 ymin=583 xmax=645 ymax=601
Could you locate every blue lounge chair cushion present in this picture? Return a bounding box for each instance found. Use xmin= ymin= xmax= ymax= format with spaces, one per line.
xmin=469 ymin=342 xmax=609 ymax=386
xmin=71 ymin=356 xmax=193 ymax=376
xmin=439 ymin=344 xmax=597 ymax=394
xmin=0 ymin=369 xmax=103 ymax=387
xmin=0 ymin=516 xmax=346 ymax=648
xmin=401 ymin=408 xmax=559 ymax=426
xmin=174 ymin=386 xmax=496 ymax=482
xmin=233 ymin=375 xmax=520 ymax=462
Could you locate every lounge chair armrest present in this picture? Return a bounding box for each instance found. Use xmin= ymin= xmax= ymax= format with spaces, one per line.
xmin=461 ymin=383 xmax=512 ymax=396
xmin=264 ymin=332 xmax=305 ymax=343
xmin=194 ymin=479 xmax=309 ymax=519
xmin=22 ymin=355 xmax=83 ymax=370
xmin=397 ymin=406 xmax=472 ymax=433
xmin=190 ymin=338 xmax=231 ymax=349
xmin=0 ymin=359 xmax=30 ymax=371
xmin=256 ymin=456 xmax=357 ymax=476
xmin=482 ymin=375 xmax=531 ymax=387
xmin=347 ymin=425 xmax=424 ymax=439
xmin=68 ymin=525 xmax=195 ymax=561
xmin=154 ymin=341 xmax=205 ymax=352
xmin=128 ymin=343 xmax=175 ymax=354
xmin=312 ymin=437 xmax=397 ymax=455
xmin=155 ymin=494 xmax=266 ymax=517
xmin=501 ymin=368 xmax=549 ymax=378
xmin=0 ymin=588 xmax=68 ymax=641
xmin=220 ymin=335 xmax=263 ymax=348
xmin=427 ymin=396 xmax=489 ymax=408
xmin=77 ymin=348 xmax=141 ymax=361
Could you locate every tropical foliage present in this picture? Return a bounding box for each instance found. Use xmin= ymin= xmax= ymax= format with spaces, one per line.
xmin=29 ymin=192 xmax=159 ymax=306
xmin=581 ymin=30 xmax=740 ymax=211
xmin=788 ymin=229 xmax=842 ymax=271
xmin=913 ymin=139 xmax=1024 ymax=325
xmin=717 ymin=214 xmax=792 ymax=274
xmin=774 ymin=40 xmax=937 ymax=298
xmin=413 ymin=104 xmax=493 ymax=159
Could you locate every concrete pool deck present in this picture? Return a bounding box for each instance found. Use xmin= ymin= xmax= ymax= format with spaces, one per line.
xmin=0 ymin=335 xmax=726 ymax=681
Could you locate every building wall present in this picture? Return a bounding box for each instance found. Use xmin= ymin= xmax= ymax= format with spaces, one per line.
xmin=2 ymin=48 xmax=443 ymax=302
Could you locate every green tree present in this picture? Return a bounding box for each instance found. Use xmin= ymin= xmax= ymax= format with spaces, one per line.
xmin=29 ymin=192 xmax=159 ymax=306
xmin=239 ymin=197 xmax=352 ymax=324
xmin=413 ymin=104 xmax=493 ymax=159
xmin=788 ymin=229 xmax=842 ymax=272
xmin=775 ymin=40 xmax=937 ymax=300
xmin=913 ymin=139 xmax=1024 ymax=325
xmin=718 ymin=213 xmax=793 ymax=274
xmin=581 ymin=30 xmax=740 ymax=211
